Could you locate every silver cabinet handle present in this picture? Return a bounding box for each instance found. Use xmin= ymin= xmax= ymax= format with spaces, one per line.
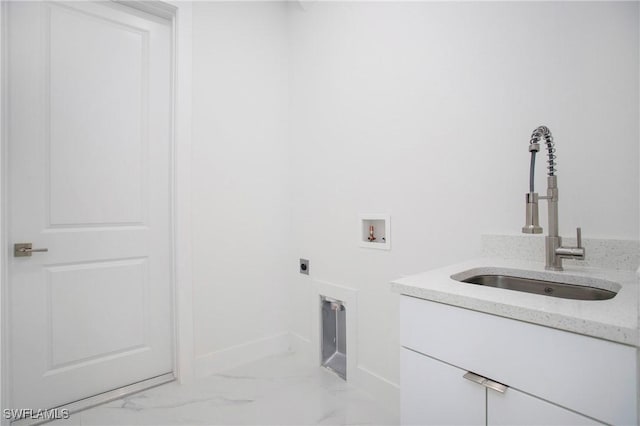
xmin=463 ymin=371 xmax=508 ymax=393
xmin=463 ymin=371 xmax=485 ymax=385
xmin=14 ymin=243 xmax=49 ymax=257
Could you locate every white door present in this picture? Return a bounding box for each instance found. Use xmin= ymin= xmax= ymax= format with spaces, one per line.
xmin=7 ymin=1 xmax=173 ymax=410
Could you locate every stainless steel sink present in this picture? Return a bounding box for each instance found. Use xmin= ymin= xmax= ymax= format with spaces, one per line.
xmin=459 ymin=274 xmax=616 ymax=301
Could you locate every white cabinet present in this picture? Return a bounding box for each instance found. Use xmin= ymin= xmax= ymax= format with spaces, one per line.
xmin=401 ymin=348 xmax=600 ymax=426
xmin=487 ymin=386 xmax=599 ymax=426
xmin=400 ymin=296 xmax=638 ymax=426
xmin=401 ymin=348 xmax=484 ymax=425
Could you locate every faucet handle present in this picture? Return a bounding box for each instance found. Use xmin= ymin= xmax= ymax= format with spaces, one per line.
xmin=576 ymin=227 xmax=582 ymax=248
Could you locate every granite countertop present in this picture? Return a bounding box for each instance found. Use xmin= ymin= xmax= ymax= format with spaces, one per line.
xmin=390 ymin=258 xmax=639 ymax=347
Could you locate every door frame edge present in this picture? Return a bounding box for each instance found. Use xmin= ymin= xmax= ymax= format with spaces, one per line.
xmin=1 ymin=0 xmax=9 ymax=423
xmin=165 ymin=0 xmax=195 ymax=386
xmin=0 ymin=1 xmax=195 ymax=421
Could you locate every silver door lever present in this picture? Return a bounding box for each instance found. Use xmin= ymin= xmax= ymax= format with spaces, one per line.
xmin=14 ymin=243 xmax=48 ymax=257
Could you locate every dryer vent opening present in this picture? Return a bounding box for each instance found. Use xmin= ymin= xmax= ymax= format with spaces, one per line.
xmin=321 ymin=297 xmax=346 ymax=380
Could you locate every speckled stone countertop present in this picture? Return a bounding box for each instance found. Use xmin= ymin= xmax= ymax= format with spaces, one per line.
xmin=391 ymin=258 xmax=639 ymax=347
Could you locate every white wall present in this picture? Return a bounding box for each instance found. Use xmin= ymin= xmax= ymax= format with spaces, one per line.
xmin=288 ymin=0 xmax=639 ymax=396
xmin=191 ymin=1 xmax=291 ymax=372
xmin=188 ymin=0 xmax=638 ymax=410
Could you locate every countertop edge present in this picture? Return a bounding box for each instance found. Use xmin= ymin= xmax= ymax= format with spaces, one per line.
xmin=390 ymin=259 xmax=639 ymax=347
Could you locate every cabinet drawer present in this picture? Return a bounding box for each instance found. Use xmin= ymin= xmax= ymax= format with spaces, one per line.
xmin=488 ymin=383 xmax=601 ymax=425
xmin=400 ymin=296 xmax=638 ymax=425
xmin=401 ymin=347 xmax=485 ymax=425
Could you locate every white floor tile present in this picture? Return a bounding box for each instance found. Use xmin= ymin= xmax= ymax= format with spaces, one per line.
xmin=49 ymin=352 xmax=398 ymax=426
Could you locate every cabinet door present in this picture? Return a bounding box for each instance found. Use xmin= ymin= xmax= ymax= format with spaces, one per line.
xmin=401 ymin=348 xmax=485 ymax=425
xmin=488 ymin=387 xmax=603 ymax=426
xmin=400 ymin=296 xmax=637 ymax=425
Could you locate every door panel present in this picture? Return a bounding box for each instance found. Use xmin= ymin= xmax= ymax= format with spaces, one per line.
xmin=47 ymin=259 xmax=147 ymax=368
xmin=8 ymin=1 xmax=173 ymax=410
xmin=48 ymin=3 xmax=147 ymax=226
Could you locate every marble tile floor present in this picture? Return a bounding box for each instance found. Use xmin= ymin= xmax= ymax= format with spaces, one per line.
xmin=50 ymin=352 xmax=398 ymax=426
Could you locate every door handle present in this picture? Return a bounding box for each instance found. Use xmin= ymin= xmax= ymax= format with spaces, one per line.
xmin=14 ymin=243 xmax=49 ymax=257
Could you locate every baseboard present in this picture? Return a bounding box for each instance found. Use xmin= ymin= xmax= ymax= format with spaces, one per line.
xmin=195 ymin=332 xmax=292 ymax=379
xmin=287 ymin=332 xmax=312 ymax=362
xmin=352 ymin=364 xmax=400 ymax=419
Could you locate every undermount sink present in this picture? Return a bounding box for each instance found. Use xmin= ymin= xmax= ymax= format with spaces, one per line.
xmin=451 ymin=268 xmax=620 ymax=301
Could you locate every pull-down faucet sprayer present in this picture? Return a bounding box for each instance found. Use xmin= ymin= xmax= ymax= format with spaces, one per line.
xmin=522 ymin=126 xmax=585 ymax=271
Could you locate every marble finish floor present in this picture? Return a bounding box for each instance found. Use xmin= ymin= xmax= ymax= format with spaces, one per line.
xmin=50 ymin=352 xmax=398 ymax=426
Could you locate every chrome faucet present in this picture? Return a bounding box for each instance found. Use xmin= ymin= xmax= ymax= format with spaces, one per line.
xmin=522 ymin=126 xmax=585 ymax=271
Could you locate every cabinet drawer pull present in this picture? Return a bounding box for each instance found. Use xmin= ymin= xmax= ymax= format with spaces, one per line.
xmin=462 ymin=371 xmax=485 ymax=385
xmin=463 ymin=372 xmax=508 ymax=393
